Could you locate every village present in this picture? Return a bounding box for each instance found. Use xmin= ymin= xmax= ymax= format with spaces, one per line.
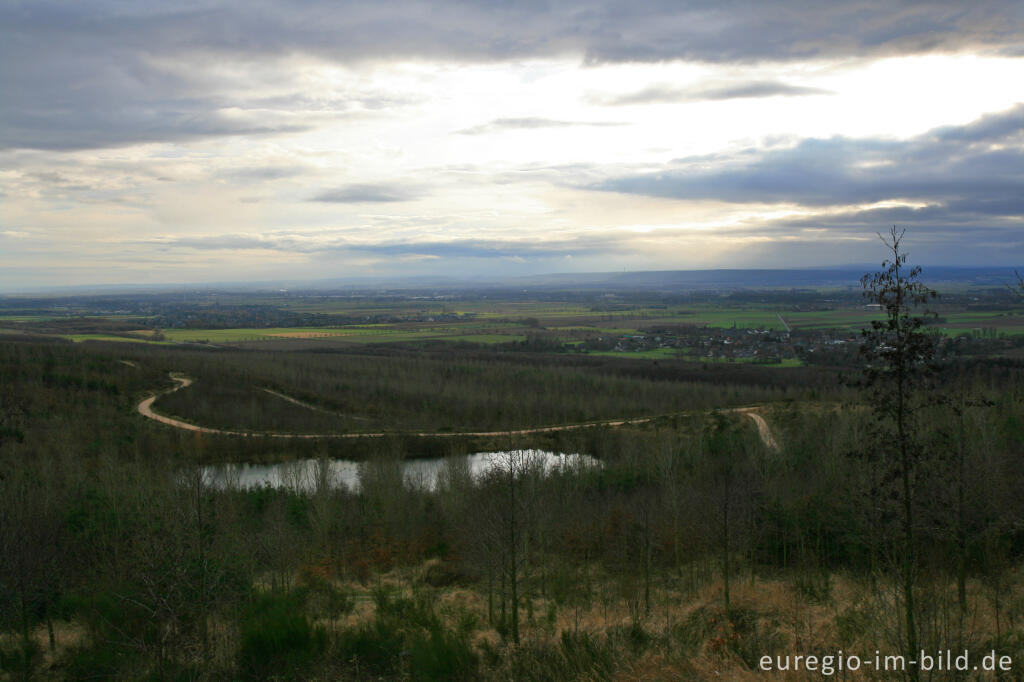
xmin=577 ymin=322 xmax=1020 ymax=366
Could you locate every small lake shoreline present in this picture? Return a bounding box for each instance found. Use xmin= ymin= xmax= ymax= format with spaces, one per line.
xmin=196 ymin=450 xmax=601 ymax=493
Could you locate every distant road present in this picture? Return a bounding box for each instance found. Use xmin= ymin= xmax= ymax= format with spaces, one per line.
xmin=137 ymin=372 xmax=779 ymax=449
xmin=776 ymin=313 xmax=791 ymax=333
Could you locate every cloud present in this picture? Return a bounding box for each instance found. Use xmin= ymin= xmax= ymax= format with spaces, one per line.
xmin=0 ymin=100 xmax=310 ymax=151
xmin=310 ymin=183 xmax=424 ymax=203
xmin=457 ymin=118 xmax=624 ymax=135
xmin=7 ymin=1 xmax=1019 ymax=65
xmin=136 ymin=224 xmax=1024 ymax=272
xmin=222 ymin=165 xmax=308 ymax=181
xmin=4 ymin=1 xmax=1021 ymax=150
xmin=594 ymin=80 xmax=833 ymax=106
xmin=141 ymin=231 xmax=625 ymax=260
xmin=342 ymin=238 xmax=615 ymax=259
xmin=149 ymin=235 xmax=286 ymax=251
xmin=592 ymin=104 xmax=1024 ymax=220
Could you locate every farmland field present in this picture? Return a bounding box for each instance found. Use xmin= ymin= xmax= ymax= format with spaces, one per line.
xmin=67 ymin=334 xmax=166 ymax=344
xmin=3 ymin=289 xmax=1022 ymax=361
xmin=27 ymin=304 xmax=1024 ymax=355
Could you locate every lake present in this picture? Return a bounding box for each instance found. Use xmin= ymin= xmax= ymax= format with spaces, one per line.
xmin=198 ymin=449 xmax=598 ymax=492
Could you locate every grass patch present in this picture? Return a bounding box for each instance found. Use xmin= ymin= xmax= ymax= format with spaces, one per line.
xmin=65 ymin=334 xmax=168 ymax=344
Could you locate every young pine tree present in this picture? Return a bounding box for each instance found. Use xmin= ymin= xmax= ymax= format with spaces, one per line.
xmin=859 ymin=227 xmax=937 ymax=680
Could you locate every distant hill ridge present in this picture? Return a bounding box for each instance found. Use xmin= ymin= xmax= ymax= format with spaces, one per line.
xmin=2 ymin=266 xmax=1017 ymax=296
xmin=500 ymin=266 xmax=1019 ymax=290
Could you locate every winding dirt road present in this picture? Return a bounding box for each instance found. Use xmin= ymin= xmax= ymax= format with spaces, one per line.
xmin=137 ymin=373 xmax=778 ymax=449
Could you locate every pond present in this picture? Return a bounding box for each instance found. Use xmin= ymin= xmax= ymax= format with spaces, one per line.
xmin=197 ymin=449 xmax=599 ymax=493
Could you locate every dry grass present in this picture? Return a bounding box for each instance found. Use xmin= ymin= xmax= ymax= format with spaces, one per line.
xmin=0 ymin=621 xmax=87 ymax=677
xmin=280 ymin=558 xmax=1015 ymax=679
xmin=12 ymin=562 xmax=1019 ymax=681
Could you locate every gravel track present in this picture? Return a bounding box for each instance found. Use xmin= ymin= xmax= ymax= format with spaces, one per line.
xmin=137 ymin=372 xmax=779 ymax=449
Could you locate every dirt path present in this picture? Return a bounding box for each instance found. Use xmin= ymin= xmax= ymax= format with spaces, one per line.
xmin=137 ymin=372 xmax=779 ymax=448
xmin=137 ymin=375 xmax=229 ymax=435
xmin=138 ymin=375 xmax=340 ymax=438
xmin=260 ymin=388 xmax=370 ymax=421
xmin=731 ymin=407 xmax=779 ymax=450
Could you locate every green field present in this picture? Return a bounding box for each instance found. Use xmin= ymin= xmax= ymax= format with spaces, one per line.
xmin=586 ymin=348 xmax=685 ymax=360
xmin=159 ymin=326 xmax=414 ymax=343
xmin=936 ymin=311 xmax=1024 ymax=335
xmin=548 ymin=325 xmax=642 ymax=335
xmin=67 ymin=334 xmax=173 ymax=344
xmin=151 ymin=326 xmax=528 ymax=345
xmin=0 ymin=315 xmax=60 ymax=322
xmin=443 ymin=333 xmax=528 ymax=344
xmin=674 ymin=307 xmax=876 ymax=331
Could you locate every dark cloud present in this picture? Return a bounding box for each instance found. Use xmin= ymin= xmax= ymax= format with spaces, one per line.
xmin=0 ymin=100 xmax=310 ymax=151
xmin=7 ymin=1 xmax=1017 ymax=64
xmin=222 ymin=165 xmax=308 ymax=181
xmin=457 ymin=118 xmax=624 ymax=135
xmin=595 ymin=80 xmax=833 ymax=106
xmin=310 ymin=183 xmax=424 ymax=203
xmin=593 ymin=104 xmax=1024 ymax=222
xmin=3 ymin=1 xmax=1021 ymax=150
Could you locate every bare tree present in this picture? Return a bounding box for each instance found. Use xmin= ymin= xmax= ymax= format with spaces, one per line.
xmin=695 ymin=412 xmax=761 ymax=612
xmin=469 ymin=447 xmax=542 ymax=644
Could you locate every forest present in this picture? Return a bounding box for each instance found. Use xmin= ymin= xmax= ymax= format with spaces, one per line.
xmin=2 ymin=259 xmax=1024 ymax=680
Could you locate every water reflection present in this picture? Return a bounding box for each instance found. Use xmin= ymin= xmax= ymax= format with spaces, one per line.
xmin=199 ymin=450 xmax=598 ymax=493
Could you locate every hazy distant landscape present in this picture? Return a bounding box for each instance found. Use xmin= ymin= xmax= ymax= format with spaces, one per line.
xmin=3 ymin=266 xmax=1023 ymax=358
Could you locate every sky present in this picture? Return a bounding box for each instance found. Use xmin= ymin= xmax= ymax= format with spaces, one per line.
xmin=1 ymin=1 xmax=1023 ymax=290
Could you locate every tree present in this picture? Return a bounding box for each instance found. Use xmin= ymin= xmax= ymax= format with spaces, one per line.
xmin=858 ymin=227 xmax=937 ymax=680
xmin=0 ymin=458 xmax=63 ymax=675
xmin=712 ymin=414 xmax=760 ymax=612
xmin=470 ymin=446 xmax=544 ymax=645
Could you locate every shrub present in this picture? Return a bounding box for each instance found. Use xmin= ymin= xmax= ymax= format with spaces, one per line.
xmin=0 ymin=639 xmax=41 ymax=678
xmin=725 ymin=606 xmax=787 ymax=670
xmin=300 ymin=573 xmax=353 ymax=623
xmin=560 ymin=629 xmax=615 ymax=678
xmin=373 ymin=586 xmax=439 ymax=630
xmin=335 ymin=618 xmax=405 ymax=677
xmin=793 ymin=569 xmax=834 ymax=605
xmin=407 ymin=624 xmax=479 ymax=681
xmin=238 ymin=590 xmax=326 ymax=680
xmin=672 ymin=605 xmax=719 ymax=653
xmin=504 ymin=630 xmax=615 ymax=681
xmin=607 ymin=620 xmax=652 ymax=655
